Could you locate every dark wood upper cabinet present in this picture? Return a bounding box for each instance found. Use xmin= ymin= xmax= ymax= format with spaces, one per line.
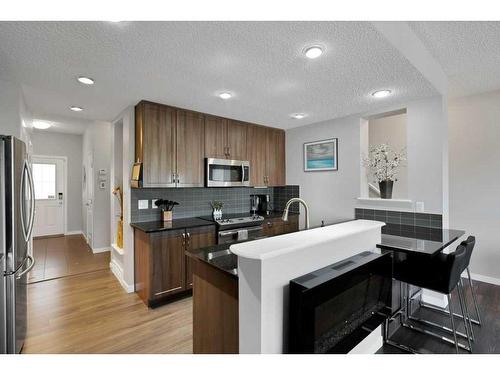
xmin=176 ymin=110 xmax=205 ymax=187
xmin=136 ymin=102 xmax=176 ymax=187
xmin=266 ymin=127 xmax=286 ymax=186
xmin=150 ymin=229 xmax=186 ymax=299
xmin=136 ymin=100 xmax=285 ymax=188
xmin=247 ymin=125 xmax=267 ymax=186
xmin=204 ymin=117 xmax=247 ymax=161
xmin=204 ymin=115 xmax=227 ymax=159
xmin=226 ymin=120 xmax=247 ymax=160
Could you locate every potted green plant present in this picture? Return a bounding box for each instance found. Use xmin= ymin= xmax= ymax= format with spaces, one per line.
xmin=211 ymin=200 xmax=224 ymax=219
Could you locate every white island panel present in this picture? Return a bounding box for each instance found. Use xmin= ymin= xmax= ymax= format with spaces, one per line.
xmin=231 ymin=219 xmax=385 ymax=354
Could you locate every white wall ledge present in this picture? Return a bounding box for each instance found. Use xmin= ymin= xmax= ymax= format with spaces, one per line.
xmin=356 ymin=197 xmax=414 ymax=211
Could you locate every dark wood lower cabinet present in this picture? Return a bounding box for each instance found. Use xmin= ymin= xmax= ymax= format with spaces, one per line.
xmin=192 ymin=258 xmax=239 ymax=354
xmin=185 ymin=225 xmax=217 ymax=290
xmin=134 ymin=225 xmax=215 ymax=307
xmin=262 ymin=215 xmax=299 ymax=237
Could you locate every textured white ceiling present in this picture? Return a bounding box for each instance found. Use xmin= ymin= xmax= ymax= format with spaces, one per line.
xmin=410 ymin=21 xmax=500 ymax=98
xmin=0 ymin=21 xmax=438 ymax=130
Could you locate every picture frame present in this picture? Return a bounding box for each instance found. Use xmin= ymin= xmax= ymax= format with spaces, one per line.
xmin=303 ymin=138 xmax=338 ymax=172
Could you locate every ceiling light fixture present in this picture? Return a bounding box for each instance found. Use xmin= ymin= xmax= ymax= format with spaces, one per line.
xmin=33 ymin=121 xmax=52 ymax=130
xmin=371 ymin=90 xmax=392 ymax=98
xmin=291 ymin=113 xmax=306 ymax=119
xmin=304 ymin=46 xmax=324 ymax=59
xmin=218 ymin=92 xmax=232 ymax=100
xmin=77 ymin=76 xmax=95 ymax=85
xmin=70 ymin=106 xmax=83 ymax=112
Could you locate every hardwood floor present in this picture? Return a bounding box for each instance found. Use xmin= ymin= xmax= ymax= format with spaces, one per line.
xmin=29 ymin=235 xmax=110 ymax=283
xmin=378 ymin=278 xmax=500 ymax=354
xmin=23 ymin=269 xmax=193 ymax=354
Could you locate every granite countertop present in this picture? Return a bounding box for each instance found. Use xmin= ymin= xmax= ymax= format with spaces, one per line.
xmin=130 ymin=217 xmax=214 ymax=233
xmin=186 ymin=242 xmax=240 ymax=279
xmin=377 ymin=224 xmax=465 ymax=255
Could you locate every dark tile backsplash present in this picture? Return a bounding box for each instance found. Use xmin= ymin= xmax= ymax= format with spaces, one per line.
xmin=354 ymin=208 xmax=442 ymax=229
xmin=131 ymin=185 xmax=300 ymax=222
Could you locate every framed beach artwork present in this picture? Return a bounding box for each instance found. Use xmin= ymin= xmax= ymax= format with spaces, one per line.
xmin=303 ymin=138 xmax=338 ymax=171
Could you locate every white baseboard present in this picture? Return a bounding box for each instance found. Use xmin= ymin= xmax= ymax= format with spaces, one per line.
xmin=65 ymin=230 xmax=83 ymax=236
xmin=92 ymin=246 xmax=110 ymax=254
xmin=110 ymin=259 xmax=134 ymax=293
xmin=468 ymin=272 xmax=500 ymax=286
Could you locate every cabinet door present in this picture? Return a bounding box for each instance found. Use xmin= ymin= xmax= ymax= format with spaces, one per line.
xmin=139 ymin=103 xmax=177 ymax=187
xmin=266 ymin=128 xmax=286 ymax=186
xmin=185 ymin=225 xmax=216 ymax=289
xmin=226 ymin=120 xmax=247 ymax=160
xmin=150 ymin=230 xmax=186 ymax=300
xmin=204 ymin=115 xmax=227 ymax=159
xmin=247 ymin=125 xmax=267 ymax=186
xmin=176 ymin=110 xmax=205 ymax=187
xmin=263 ymin=218 xmax=284 ymax=236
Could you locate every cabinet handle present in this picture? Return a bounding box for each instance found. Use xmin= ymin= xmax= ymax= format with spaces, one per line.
xmin=182 ymin=232 xmax=186 ymax=247
xmin=176 ymin=173 xmax=180 ymax=184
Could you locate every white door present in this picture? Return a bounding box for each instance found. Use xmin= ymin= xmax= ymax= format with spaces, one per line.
xmin=84 ymin=151 xmax=94 ymax=247
xmin=32 ymin=156 xmax=65 ymax=237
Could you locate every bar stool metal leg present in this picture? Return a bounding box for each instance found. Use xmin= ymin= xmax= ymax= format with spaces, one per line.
xmin=459 ymin=278 xmax=475 ymax=341
xmin=467 ymin=267 xmax=482 ymax=325
xmin=447 ymin=294 xmax=459 ymax=354
xmin=457 ymin=284 xmax=473 ymax=353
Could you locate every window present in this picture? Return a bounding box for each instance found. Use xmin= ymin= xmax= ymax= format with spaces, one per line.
xmin=33 ymin=163 xmax=56 ymax=200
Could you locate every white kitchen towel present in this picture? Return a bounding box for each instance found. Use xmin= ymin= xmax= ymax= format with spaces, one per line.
xmin=237 ymin=229 xmax=248 ymax=241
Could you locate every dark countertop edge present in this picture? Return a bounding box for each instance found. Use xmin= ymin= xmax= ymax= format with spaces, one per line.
xmin=186 ymin=249 xmax=238 ymax=280
xmin=130 ymin=217 xmax=215 ymax=233
xmin=376 ymin=229 xmax=466 ymax=255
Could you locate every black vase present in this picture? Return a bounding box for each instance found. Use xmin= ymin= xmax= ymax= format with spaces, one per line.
xmin=379 ymin=180 xmax=394 ymax=199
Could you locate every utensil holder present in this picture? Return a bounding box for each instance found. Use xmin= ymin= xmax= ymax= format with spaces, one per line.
xmin=162 ymin=210 xmax=172 ymax=222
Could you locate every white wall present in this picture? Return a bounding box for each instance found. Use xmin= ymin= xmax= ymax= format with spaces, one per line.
xmin=0 ymin=79 xmax=32 ymax=147
xmin=286 ymin=96 xmax=447 ymax=224
xmin=82 ymin=121 xmax=112 ymax=250
xmin=368 ymin=113 xmax=408 ymax=199
xmin=109 ymin=106 xmax=135 ymax=292
xmin=449 ymin=90 xmax=500 ymax=281
xmin=286 ymin=115 xmax=361 ymax=228
xmin=31 ymin=131 xmax=83 ymax=233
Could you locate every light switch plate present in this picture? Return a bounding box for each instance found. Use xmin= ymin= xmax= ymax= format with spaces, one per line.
xmin=138 ymin=199 xmax=149 ymax=210
xmin=152 ymin=199 xmax=160 ymax=209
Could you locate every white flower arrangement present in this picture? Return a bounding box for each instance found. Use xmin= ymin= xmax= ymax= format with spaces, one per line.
xmin=363 ymin=144 xmax=406 ymax=183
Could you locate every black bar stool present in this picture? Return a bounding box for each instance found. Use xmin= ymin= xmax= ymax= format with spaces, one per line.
xmin=388 ymin=244 xmax=472 ymax=353
xmin=418 ymin=236 xmax=481 ymax=327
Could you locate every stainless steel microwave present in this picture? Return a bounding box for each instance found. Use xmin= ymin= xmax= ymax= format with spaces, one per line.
xmin=206 ymin=158 xmax=250 ymax=187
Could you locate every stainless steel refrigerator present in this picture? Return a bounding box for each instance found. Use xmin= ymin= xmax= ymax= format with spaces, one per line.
xmin=1 ymin=135 xmax=35 ymax=354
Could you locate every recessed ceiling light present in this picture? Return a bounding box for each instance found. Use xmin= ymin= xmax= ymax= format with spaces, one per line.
xmin=77 ymin=76 xmax=94 ymax=85
xmin=218 ymin=92 xmax=232 ymax=100
xmin=291 ymin=113 xmax=307 ymax=119
xmin=304 ymin=46 xmax=324 ymax=59
xmin=33 ymin=121 xmax=51 ymax=130
xmin=70 ymin=106 xmax=83 ymax=112
xmin=372 ymin=90 xmax=392 ymax=98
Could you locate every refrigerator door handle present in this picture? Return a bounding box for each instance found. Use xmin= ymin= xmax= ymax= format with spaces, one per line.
xmin=20 ymin=159 xmax=35 ymax=243
xmin=25 ymin=160 xmax=36 ymax=242
xmin=15 ymin=254 xmax=35 ymax=280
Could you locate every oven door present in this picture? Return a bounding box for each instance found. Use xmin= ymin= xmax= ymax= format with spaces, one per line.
xmin=218 ymin=226 xmax=263 ymax=245
xmin=206 ymin=158 xmax=250 ymax=187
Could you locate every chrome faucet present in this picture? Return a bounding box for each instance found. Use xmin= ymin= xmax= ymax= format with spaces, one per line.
xmin=282 ymin=198 xmax=310 ymax=230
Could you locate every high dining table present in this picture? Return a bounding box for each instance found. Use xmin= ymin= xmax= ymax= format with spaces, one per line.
xmin=376 ymin=224 xmax=466 ymax=353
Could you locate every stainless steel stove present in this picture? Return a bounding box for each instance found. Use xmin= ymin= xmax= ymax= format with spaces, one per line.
xmin=215 ymin=214 xmax=264 ymax=227
xmin=203 ymin=213 xmax=265 ymax=245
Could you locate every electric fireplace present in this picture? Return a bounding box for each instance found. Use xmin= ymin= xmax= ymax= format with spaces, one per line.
xmin=288 ymin=251 xmax=392 ymax=353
